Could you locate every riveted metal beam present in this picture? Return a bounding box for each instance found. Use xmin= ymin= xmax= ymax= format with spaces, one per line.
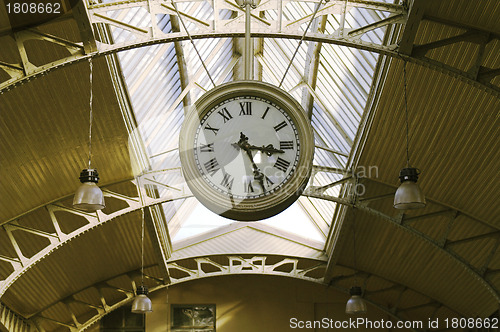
xmin=301 ymin=6 xmax=327 ymax=120
xmin=22 ymin=252 xmax=466 ymax=332
xmin=1 ymin=0 xmax=499 ymax=97
xmin=327 ymin=263 xmax=463 ymax=331
xmin=0 ymin=169 xmax=191 ymax=300
xmin=303 ymin=178 xmax=500 ymax=305
xmin=0 ymin=303 xmax=35 ymax=332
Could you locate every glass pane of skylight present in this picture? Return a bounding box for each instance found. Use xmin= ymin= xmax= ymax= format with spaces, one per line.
xmin=104 ymin=0 xmax=395 ymax=251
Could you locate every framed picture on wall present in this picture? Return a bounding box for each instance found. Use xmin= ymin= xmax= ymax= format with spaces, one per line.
xmin=171 ymin=304 xmax=215 ymax=331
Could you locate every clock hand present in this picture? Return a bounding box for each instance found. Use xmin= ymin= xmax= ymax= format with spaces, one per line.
xmin=253 ymin=169 xmax=266 ymax=193
xmin=235 ymin=132 xmax=267 ymax=192
xmin=248 ymin=144 xmax=284 ymax=156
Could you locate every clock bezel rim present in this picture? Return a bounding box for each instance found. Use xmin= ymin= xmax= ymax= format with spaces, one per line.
xmin=179 ymin=80 xmax=314 ymax=221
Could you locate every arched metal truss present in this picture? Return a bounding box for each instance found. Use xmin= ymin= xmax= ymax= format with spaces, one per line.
xmin=0 ymin=0 xmax=499 ymax=96
xmin=5 ymin=255 xmax=466 ymax=332
xmin=0 ymin=304 xmax=33 ymax=332
xmin=0 ymin=164 xmax=497 ymax=331
xmin=0 ymin=168 xmax=191 ymax=299
xmin=304 ymin=165 xmax=500 ymax=304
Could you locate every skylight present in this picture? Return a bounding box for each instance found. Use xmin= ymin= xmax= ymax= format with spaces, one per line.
xmin=102 ymin=0 xmax=393 ymax=252
xmin=172 ymin=198 xmax=325 ymax=243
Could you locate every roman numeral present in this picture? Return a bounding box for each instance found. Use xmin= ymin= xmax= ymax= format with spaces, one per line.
xmin=274 ymin=121 xmax=288 ymax=132
xmin=244 ymin=179 xmax=255 ymax=193
xmin=274 ymin=157 xmax=290 ymax=172
xmin=261 ymin=107 xmax=270 ymax=119
xmin=239 ymin=102 xmax=252 ymax=116
xmin=200 ymin=143 xmax=214 ymax=153
xmin=220 ymin=172 xmax=234 ymax=190
xmin=205 ymin=125 xmax=219 ymax=135
xmin=280 ymin=141 xmax=293 ymax=150
xmin=204 ymin=158 xmax=220 ymax=176
xmin=265 ymin=176 xmax=274 ymax=186
xmin=218 ymin=107 xmax=233 ymax=123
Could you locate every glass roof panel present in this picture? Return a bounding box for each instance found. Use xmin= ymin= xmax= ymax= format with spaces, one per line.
xmin=104 ymin=0 xmax=393 ymax=250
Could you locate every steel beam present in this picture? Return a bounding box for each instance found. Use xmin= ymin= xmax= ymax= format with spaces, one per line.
xmin=20 ymin=254 xmax=464 ymax=332
xmin=0 ymin=169 xmax=191 ymax=299
xmin=304 ymin=186 xmax=500 ymax=305
xmin=1 ymin=0 xmax=498 ymax=96
xmin=0 ymin=304 xmax=35 ymax=332
xmin=301 ymin=12 xmax=327 ymax=119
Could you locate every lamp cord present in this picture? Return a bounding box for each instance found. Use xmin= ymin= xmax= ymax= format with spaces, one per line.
xmin=279 ymin=0 xmax=323 ymax=89
xmin=402 ymin=61 xmax=410 ymax=168
xmin=88 ymin=58 xmax=93 ymax=169
xmin=352 ymin=209 xmax=358 ymax=286
xmin=141 ymin=207 xmax=145 ymax=286
xmin=172 ymin=0 xmax=215 ymax=88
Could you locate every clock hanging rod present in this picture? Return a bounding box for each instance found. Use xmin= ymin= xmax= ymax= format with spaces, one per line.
xmin=236 ymin=0 xmax=259 ymax=80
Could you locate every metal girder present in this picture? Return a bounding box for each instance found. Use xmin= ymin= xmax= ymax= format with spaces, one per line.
xmin=43 ymin=255 xmax=465 ymax=332
xmin=1 ymin=0 xmax=497 ymax=96
xmin=72 ymin=0 xmax=98 ymax=54
xmin=302 ymin=169 xmax=500 ymax=306
xmin=402 ymin=14 xmax=500 ymax=97
xmin=29 ymin=266 xmax=163 ymax=332
xmin=170 ymin=15 xmax=192 ymax=107
xmin=0 ymin=0 xmax=500 ymax=97
xmin=25 ymin=255 xmax=327 ymax=331
xmin=0 ymin=304 xmax=34 ymax=332
xmin=144 ymin=204 xmax=173 ymax=282
xmin=0 ymin=169 xmax=190 ymax=300
xmin=330 ymin=264 xmax=463 ymax=330
xmin=397 ymin=0 xmax=424 ymax=56
xmin=16 ymin=251 xmax=467 ymax=332
xmin=301 ymin=8 xmax=327 ymax=120
xmin=168 ymin=255 xmax=327 ymax=284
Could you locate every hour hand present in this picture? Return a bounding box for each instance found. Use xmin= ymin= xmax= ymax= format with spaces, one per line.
xmin=248 ymin=144 xmax=284 ymax=156
xmin=253 ymin=169 xmax=266 ymax=193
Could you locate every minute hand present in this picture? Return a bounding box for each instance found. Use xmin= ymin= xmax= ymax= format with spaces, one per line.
xmin=248 ymin=144 xmax=284 ymax=155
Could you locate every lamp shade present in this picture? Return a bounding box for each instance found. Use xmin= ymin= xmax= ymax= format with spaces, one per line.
xmin=131 ymin=285 xmax=153 ymax=313
xmin=394 ymin=168 xmax=426 ymax=210
xmin=73 ymin=169 xmax=105 ymax=212
xmin=345 ymin=287 xmax=367 ymax=314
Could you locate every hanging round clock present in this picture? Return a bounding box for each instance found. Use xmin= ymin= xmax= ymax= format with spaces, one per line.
xmin=179 ymin=81 xmax=314 ymax=221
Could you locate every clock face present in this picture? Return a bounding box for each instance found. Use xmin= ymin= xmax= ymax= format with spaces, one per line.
xmin=194 ymin=96 xmax=301 ymax=199
xmin=180 ymin=81 xmax=314 ymax=221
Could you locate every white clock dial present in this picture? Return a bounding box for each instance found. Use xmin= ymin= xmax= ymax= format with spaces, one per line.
xmin=179 ymin=81 xmax=314 ymax=221
xmin=193 ymin=96 xmax=300 ymax=199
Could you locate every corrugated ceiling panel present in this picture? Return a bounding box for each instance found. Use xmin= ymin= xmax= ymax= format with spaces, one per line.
xmin=358 ymin=61 xmax=500 ymax=223
xmin=338 ymin=215 xmax=498 ymax=317
xmin=431 ymin=0 xmax=500 ymax=33
xmin=0 ymin=57 xmax=133 ymax=224
xmin=171 ymin=226 xmax=326 ymax=260
xmin=2 ymin=210 xmax=151 ymax=317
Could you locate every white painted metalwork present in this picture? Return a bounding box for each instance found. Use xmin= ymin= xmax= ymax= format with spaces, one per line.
xmin=0 ymin=169 xmax=190 ymax=299
xmin=169 ymin=255 xmax=326 ymax=283
xmin=23 ymin=256 xmax=462 ymax=332
xmin=0 ymin=304 xmax=34 ymax=332
xmin=303 ymin=166 xmax=500 ymax=304
xmin=1 ymin=0 xmax=498 ymax=96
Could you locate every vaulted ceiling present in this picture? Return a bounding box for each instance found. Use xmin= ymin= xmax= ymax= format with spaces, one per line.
xmin=0 ymin=0 xmax=499 ymax=330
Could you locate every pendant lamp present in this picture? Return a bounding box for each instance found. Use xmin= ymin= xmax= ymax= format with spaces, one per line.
xmin=346 ymin=286 xmax=367 ymax=314
xmin=131 ymin=285 xmax=152 ymax=313
xmin=73 ymin=57 xmax=105 ymax=212
xmin=73 ymin=168 xmax=105 ymax=211
xmin=394 ymin=61 xmax=425 ymax=210
xmin=132 ymin=208 xmax=153 ymax=314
